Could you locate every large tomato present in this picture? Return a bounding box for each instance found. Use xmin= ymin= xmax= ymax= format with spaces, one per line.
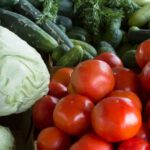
xmin=95 ymin=52 xmax=123 ymax=68
xmin=69 ymin=133 xmax=113 ymax=150
xmin=71 ymin=60 xmax=115 ymax=103
xmin=117 ymin=137 xmax=150 ymax=150
xmin=140 ymin=62 xmax=150 ymax=92
xmin=53 ymin=94 xmax=94 ymax=136
xmin=108 ymin=90 xmax=142 ymax=111
xmin=37 ymin=127 xmax=71 ymax=150
xmin=136 ymin=39 xmax=150 ymax=68
xmin=113 ymin=67 xmax=138 ymax=93
xmin=91 ymin=97 xmax=142 ymax=142
xmin=51 ymin=67 xmax=73 ymax=86
xmin=32 ymin=95 xmax=58 ymax=130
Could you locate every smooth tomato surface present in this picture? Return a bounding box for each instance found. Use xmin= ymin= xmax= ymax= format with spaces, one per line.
xmin=117 ymin=137 xmax=150 ymax=150
xmin=51 ymin=67 xmax=73 ymax=86
xmin=91 ymin=97 xmax=142 ymax=142
xmin=113 ymin=67 xmax=138 ymax=93
xmin=136 ymin=39 xmax=150 ymax=68
xmin=108 ymin=90 xmax=142 ymax=111
xmin=53 ymin=94 xmax=94 ymax=136
xmin=32 ymin=95 xmax=58 ymax=130
xmin=69 ymin=133 xmax=113 ymax=150
xmin=48 ymin=81 xmax=68 ymax=98
xmin=37 ymin=127 xmax=71 ymax=150
xmin=95 ymin=52 xmax=123 ymax=68
xmin=71 ymin=60 xmax=115 ymax=103
xmin=140 ymin=62 xmax=150 ymax=92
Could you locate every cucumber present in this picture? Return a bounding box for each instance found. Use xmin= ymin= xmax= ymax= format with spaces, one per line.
xmin=82 ymin=51 xmax=94 ymax=61
xmin=0 ymin=9 xmax=58 ymax=53
xmin=127 ymin=28 xmax=150 ymax=44
xmin=28 ymin=0 xmax=43 ymax=8
xmin=71 ymin=39 xmax=97 ymax=56
xmin=0 ymin=0 xmax=19 ymax=7
xmin=14 ymin=0 xmax=73 ymax=48
xmin=56 ymin=45 xmax=84 ymax=67
xmin=52 ymin=44 xmax=70 ymax=64
xmin=68 ymin=32 xmax=86 ymax=42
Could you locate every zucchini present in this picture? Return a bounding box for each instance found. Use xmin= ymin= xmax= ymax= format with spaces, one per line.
xmin=0 ymin=0 xmax=19 ymax=7
xmin=52 ymin=44 xmax=70 ymax=64
xmin=127 ymin=28 xmax=150 ymax=44
xmin=71 ymin=39 xmax=97 ymax=56
xmin=56 ymin=45 xmax=84 ymax=67
xmin=14 ymin=0 xmax=73 ymax=48
xmin=0 ymin=9 xmax=58 ymax=53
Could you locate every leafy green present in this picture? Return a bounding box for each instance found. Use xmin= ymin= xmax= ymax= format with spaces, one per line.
xmin=37 ymin=0 xmax=59 ymax=24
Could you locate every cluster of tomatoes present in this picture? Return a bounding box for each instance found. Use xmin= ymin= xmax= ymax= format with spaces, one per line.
xmin=32 ymin=39 xmax=150 ymax=150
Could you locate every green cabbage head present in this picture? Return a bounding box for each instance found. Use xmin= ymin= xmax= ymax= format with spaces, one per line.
xmin=0 ymin=26 xmax=50 ymax=116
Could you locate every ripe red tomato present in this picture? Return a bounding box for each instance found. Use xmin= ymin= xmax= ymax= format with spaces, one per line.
xmin=53 ymin=94 xmax=94 ymax=136
xmin=37 ymin=127 xmax=71 ymax=150
xmin=95 ymin=52 xmax=123 ymax=68
xmin=117 ymin=137 xmax=150 ymax=150
xmin=108 ymin=90 xmax=142 ymax=111
xmin=69 ymin=133 xmax=113 ymax=150
xmin=136 ymin=39 xmax=150 ymax=68
xmin=32 ymin=95 xmax=58 ymax=130
xmin=48 ymin=81 xmax=68 ymax=98
xmin=140 ymin=62 xmax=150 ymax=92
xmin=144 ymin=100 xmax=150 ymax=121
xmin=51 ymin=67 xmax=73 ymax=86
xmin=91 ymin=97 xmax=142 ymax=142
xmin=71 ymin=60 xmax=115 ymax=103
xmin=113 ymin=67 xmax=138 ymax=93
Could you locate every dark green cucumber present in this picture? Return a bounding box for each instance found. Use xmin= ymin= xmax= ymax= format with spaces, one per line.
xmin=0 ymin=9 xmax=58 ymax=53
xmin=52 ymin=44 xmax=70 ymax=64
xmin=71 ymin=39 xmax=97 ymax=56
xmin=82 ymin=51 xmax=94 ymax=61
xmin=14 ymin=0 xmax=73 ymax=48
xmin=68 ymin=32 xmax=86 ymax=42
xmin=0 ymin=0 xmax=19 ymax=7
xmin=56 ymin=45 xmax=84 ymax=67
xmin=28 ymin=0 xmax=42 ymax=8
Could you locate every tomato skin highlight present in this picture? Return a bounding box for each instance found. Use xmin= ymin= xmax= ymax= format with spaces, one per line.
xmin=108 ymin=90 xmax=142 ymax=111
xmin=71 ymin=60 xmax=115 ymax=103
xmin=37 ymin=127 xmax=71 ymax=150
xmin=95 ymin=52 xmax=123 ymax=68
xmin=136 ymin=39 xmax=150 ymax=68
xmin=117 ymin=137 xmax=150 ymax=150
xmin=91 ymin=97 xmax=142 ymax=142
xmin=69 ymin=133 xmax=114 ymax=150
xmin=53 ymin=94 xmax=94 ymax=136
xmin=32 ymin=95 xmax=58 ymax=130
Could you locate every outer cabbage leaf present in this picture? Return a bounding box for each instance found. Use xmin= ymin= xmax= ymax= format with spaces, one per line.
xmin=0 ymin=26 xmax=50 ymax=116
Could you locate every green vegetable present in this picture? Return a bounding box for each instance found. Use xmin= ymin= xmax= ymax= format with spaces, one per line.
xmin=71 ymin=39 xmax=97 ymax=56
xmin=28 ymin=0 xmax=43 ymax=7
xmin=0 ymin=0 xmax=19 ymax=7
xmin=0 ymin=8 xmax=58 ymax=53
xmin=128 ymin=4 xmax=150 ymax=27
xmin=82 ymin=51 xmax=94 ymax=61
xmin=0 ymin=126 xmax=14 ymax=150
xmin=56 ymin=45 xmax=84 ymax=67
xmin=0 ymin=26 xmax=50 ymax=116
xmin=133 ymin=0 xmax=150 ymax=6
xmin=14 ymin=0 xmax=73 ymax=48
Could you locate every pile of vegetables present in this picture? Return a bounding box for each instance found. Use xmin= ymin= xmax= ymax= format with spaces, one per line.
xmin=1 ymin=0 xmax=150 ymax=149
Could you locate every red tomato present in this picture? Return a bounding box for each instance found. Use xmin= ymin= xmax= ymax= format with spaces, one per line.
xmin=53 ymin=94 xmax=94 ymax=136
xmin=144 ymin=100 xmax=150 ymax=121
xmin=37 ymin=127 xmax=71 ymax=150
xmin=51 ymin=67 xmax=73 ymax=86
xmin=95 ymin=52 xmax=123 ymax=68
xmin=67 ymin=83 xmax=76 ymax=94
xmin=113 ymin=67 xmax=138 ymax=93
xmin=108 ymin=90 xmax=142 ymax=111
xmin=140 ymin=62 xmax=150 ymax=92
xmin=48 ymin=81 xmax=68 ymax=98
xmin=91 ymin=97 xmax=142 ymax=142
xmin=135 ymin=123 xmax=150 ymax=141
xmin=32 ymin=95 xmax=58 ymax=130
xmin=117 ymin=137 xmax=150 ymax=150
xmin=69 ymin=133 xmax=113 ymax=150
xmin=71 ymin=60 xmax=115 ymax=103
xmin=136 ymin=39 xmax=150 ymax=68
